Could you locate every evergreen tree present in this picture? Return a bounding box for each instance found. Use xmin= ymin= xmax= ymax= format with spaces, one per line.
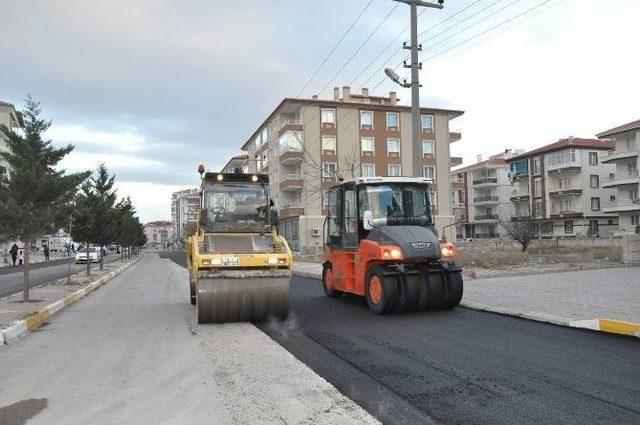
xmin=0 ymin=96 xmax=89 ymax=300
xmin=71 ymin=164 xmax=118 ymax=274
xmin=113 ymin=197 xmax=147 ymax=259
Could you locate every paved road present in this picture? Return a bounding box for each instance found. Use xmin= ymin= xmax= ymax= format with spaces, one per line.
xmin=160 ymin=251 xmax=640 ymax=425
xmin=0 ymin=255 xmax=122 ymax=298
xmin=0 ymin=254 xmax=376 ymax=425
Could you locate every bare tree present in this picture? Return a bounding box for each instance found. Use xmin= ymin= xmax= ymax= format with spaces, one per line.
xmin=500 ymin=215 xmax=538 ymax=252
xmin=299 ymin=142 xmax=362 ymax=197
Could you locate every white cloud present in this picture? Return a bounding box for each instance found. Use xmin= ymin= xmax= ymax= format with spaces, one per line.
xmin=58 ymin=151 xmax=163 ymax=172
xmin=47 ymin=124 xmax=147 ymax=153
xmin=114 ymin=181 xmax=192 ymax=222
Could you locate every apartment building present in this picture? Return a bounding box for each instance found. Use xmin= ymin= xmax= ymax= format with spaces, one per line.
xmin=0 ymin=100 xmax=22 ymax=178
xmin=237 ymin=86 xmax=463 ymax=253
xmin=221 ymin=154 xmax=248 ymax=173
xmin=597 ymin=119 xmax=640 ymax=234
xmin=170 ymin=188 xmax=200 ymax=243
xmin=507 ymin=138 xmax=617 ymax=237
xmin=452 ymin=150 xmax=522 ymax=239
xmin=143 ymin=220 xmax=174 ymax=248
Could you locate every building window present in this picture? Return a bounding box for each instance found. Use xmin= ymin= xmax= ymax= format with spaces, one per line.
xmin=386 ymin=112 xmax=399 ymax=129
xmin=0 ymin=166 xmax=6 ymax=175
xmin=589 ymin=152 xmax=598 ymax=165
xmin=422 ymin=140 xmax=435 ymax=156
xmin=361 ymin=137 xmax=374 ymax=155
xmin=360 ymin=111 xmax=373 ymax=128
xmin=387 ymin=138 xmax=400 ymax=155
xmin=564 ymin=220 xmax=573 ymax=234
xmin=421 ymin=114 xmax=433 ymax=131
xmin=429 ymin=191 xmax=438 ymax=206
xmin=591 ymin=197 xmax=600 ymax=211
xmin=532 ymin=157 xmax=541 ymax=175
xmin=322 ymin=163 xmax=336 ymax=178
xmin=362 ymin=164 xmax=375 ymax=177
xmin=609 ymin=172 xmax=615 ymax=180
xmin=322 ymin=136 xmax=336 ymax=153
xmin=321 ymin=109 xmax=335 ymax=125
xmin=388 ymin=164 xmax=401 ymax=176
xmin=546 ymin=148 xmax=577 ymax=168
xmin=631 ymin=215 xmax=639 ymax=226
xmin=590 ymin=175 xmax=599 ymax=188
xmin=423 ymin=165 xmax=436 ymax=181
xmin=610 ymin=195 xmax=616 ymax=202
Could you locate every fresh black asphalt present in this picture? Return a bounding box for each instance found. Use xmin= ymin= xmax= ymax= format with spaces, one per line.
xmin=160 ymin=250 xmax=640 ymax=425
xmin=0 ymin=255 xmax=123 ymax=298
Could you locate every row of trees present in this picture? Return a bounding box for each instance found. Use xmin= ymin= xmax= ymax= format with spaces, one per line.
xmin=0 ymin=96 xmax=146 ymax=301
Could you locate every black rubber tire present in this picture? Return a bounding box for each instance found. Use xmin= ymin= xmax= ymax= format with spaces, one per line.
xmin=189 ymin=276 xmax=197 ymax=305
xmin=322 ymin=265 xmax=339 ymax=298
xmin=403 ymin=273 xmax=423 ymax=311
xmin=366 ymin=267 xmax=399 ymax=314
xmin=444 ymin=271 xmax=464 ymax=309
xmin=425 ymin=270 xmax=444 ymax=310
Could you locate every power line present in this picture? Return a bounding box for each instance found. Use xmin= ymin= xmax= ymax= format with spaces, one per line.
xmin=360 ymin=0 xmax=484 ymax=88
xmin=349 ymin=7 xmax=428 ymax=88
xmin=296 ymin=0 xmax=375 ymax=98
xmin=316 ymin=2 xmax=400 ymax=97
xmin=427 ymin=0 xmax=566 ymax=66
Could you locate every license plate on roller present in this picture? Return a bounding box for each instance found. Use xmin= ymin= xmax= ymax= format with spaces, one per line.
xmin=221 ymin=257 xmax=239 ymax=266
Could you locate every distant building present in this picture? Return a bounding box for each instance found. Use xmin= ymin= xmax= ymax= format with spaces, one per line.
xmin=221 ymin=154 xmax=248 ymax=173
xmin=0 ymin=100 xmax=22 ymax=179
xmin=452 ymin=150 xmax=523 ymax=239
xmin=170 ymin=189 xmax=200 ymax=243
xmin=234 ymin=86 xmax=463 ymax=252
xmin=597 ymin=119 xmax=640 ymax=234
xmin=506 ymin=138 xmax=617 ymax=237
xmin=144 ymin=220 xmax=174 ymax=248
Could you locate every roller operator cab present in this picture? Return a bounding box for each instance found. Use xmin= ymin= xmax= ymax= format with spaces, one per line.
xmin=322 ymin=177 xmax=463 ymax=314
xmin=187 ymin=170 xmax=292 ymax=324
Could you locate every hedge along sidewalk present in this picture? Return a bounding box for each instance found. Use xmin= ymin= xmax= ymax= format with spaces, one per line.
xmin=0 ymin=255 xmax=142 ymax=346
xmin=292 ymin=262 xmax=640 ymax=338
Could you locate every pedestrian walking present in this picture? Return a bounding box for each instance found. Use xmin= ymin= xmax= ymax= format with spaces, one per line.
xmin=43 ymin=244 xmax=50 ymax=261
xmin=18 ymin=248 xmax=24 ymax=265
xmin=9 ymin=243 xmax=19 ymax=266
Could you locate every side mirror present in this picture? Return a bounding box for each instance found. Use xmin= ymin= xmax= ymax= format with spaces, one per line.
xmin=270 ymin=209 xmax=278 ymax=225
xmin=363 ymin=210 xmax=374 ymax=231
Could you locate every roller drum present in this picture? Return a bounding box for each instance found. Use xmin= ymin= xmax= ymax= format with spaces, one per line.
xmin=196 ymin=272 xmax=290 ymax=323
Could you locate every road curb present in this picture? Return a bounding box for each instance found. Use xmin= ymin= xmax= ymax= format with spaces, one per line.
xmin=292 ymin=270 xmax=640 ymax=339
xmin=0 ymin=255 xmax=143 ymax=346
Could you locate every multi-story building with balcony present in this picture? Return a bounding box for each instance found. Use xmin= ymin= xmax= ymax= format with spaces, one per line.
xmin=597 ymin=119 xmax=640 ymax=234
xmin=507 ymin=137 xmax=617 ymax=237
xmin=235 ymin=86 xmax=464 ymax=253
xmin=170 ymin=188 xmax=200 ymax=244
xmin=452 ymin=150 xmax=522 ymax=239
xmin=143 ymin=220 xmax=174 ymax=248
xmin=0 ymin=100 xmax=22 ymax=179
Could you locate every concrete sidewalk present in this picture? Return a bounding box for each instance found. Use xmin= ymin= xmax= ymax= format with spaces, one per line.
xmin=293 ymin=262 xmax=640 ymax=337
xmin=0 ymin=255 xmax=378 ymax=424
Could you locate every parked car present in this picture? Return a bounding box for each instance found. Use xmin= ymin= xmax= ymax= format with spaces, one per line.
xmin=75 ymin=247 xmax=102 ymax=264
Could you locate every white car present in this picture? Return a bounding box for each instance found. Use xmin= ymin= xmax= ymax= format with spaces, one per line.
xmin=75 ymin=247 xmax=102 ymax=264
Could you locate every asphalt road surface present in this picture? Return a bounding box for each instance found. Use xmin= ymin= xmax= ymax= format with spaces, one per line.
xmin=0 ymin=254 xmax=122 ymax=298
xmin=161 ymin=251 xmax=640 ymax=425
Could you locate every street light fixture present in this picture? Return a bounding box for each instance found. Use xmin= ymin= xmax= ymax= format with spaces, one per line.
xmin=385 ymin=68 xmax=410 ymax=88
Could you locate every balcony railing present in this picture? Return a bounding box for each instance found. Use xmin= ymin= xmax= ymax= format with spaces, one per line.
xmin=473 ymin=196 xmax=498 ymax=203
xmin=602 ymin=170 xmax=639 ymax=187
xmin=602 ymin=146 xmax=638 ymax=163
xmin=472 ymin=177 xmax=497 ymax=185
xmin=474 ymin=214 xmax=499 ymax=221
xmin=279 ymin=174 xmax=303 ymax=191
xmin=279 ymin=205 xmax=305 ymax=218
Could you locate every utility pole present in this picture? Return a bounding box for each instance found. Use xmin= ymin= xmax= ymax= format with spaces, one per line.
xmin=388 ymin=0 xmax=443 ymax=177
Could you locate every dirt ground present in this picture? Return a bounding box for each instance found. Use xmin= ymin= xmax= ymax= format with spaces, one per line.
xmin=294 ymin=246 xmax=623 ymax=274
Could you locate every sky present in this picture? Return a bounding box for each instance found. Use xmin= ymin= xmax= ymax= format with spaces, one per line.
xmin=1 ymin=0 xmax=638 ymax=222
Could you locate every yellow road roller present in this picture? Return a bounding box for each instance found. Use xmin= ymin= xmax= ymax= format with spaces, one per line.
xmin=186 ymin=167 xmax=292 ymax=323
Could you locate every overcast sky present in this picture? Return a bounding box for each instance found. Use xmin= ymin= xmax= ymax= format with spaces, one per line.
xmin=1 ymin=0 xmax=638 ymax=222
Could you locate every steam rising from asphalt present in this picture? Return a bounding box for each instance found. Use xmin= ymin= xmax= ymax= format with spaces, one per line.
xmin=264 ymin=310 xmax=298 ymax=340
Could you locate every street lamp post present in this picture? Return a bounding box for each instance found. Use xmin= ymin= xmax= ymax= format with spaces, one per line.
xmin=388 ymin=0 xmax=443 ymax=177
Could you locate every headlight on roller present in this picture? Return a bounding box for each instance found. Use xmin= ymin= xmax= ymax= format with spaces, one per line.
xmin=440 ymin=242 xmax=457 ymax=259
xmin=267 ymin=257 xmax=278 ymax=265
